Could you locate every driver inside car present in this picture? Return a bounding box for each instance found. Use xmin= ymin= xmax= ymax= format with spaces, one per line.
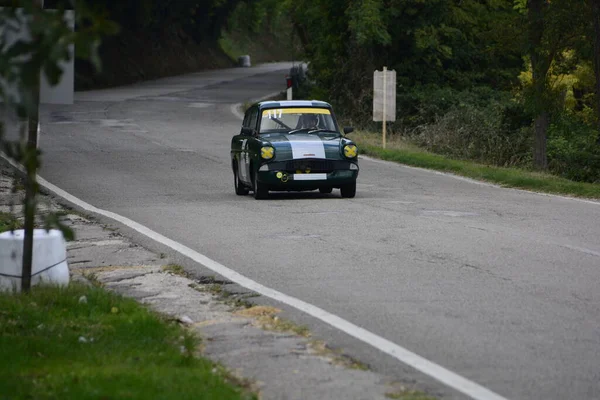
xmin=293 ymin=113 xmax=321 ymax=130
xmin=302 ymin=114 xmax=319 ymax=129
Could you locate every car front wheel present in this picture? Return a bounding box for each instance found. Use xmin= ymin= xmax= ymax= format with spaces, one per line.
xmin=252 ymin=170 xmax=269 ymax=200
xmin=340 ymin=182 xmax=356 ymax=198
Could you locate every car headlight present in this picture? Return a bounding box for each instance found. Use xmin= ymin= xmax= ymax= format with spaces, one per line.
xmin=343 ymin=144 xmax=357 ymax=158
xmin=261 ymin=146 xmax=275 ymax=160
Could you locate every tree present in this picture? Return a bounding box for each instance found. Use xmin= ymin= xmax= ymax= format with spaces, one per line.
xmin=522 ymin=0 xmax=589 ymax=170
xmin=589 ymin=0 xmax=600 ymax=144
xmin=0 ymin=0 xmax=116 ymax=291
xmin=527 ymin=0 xmax=551 ymax=170
xmin=286 ymin=0 xmax=525 ymax=118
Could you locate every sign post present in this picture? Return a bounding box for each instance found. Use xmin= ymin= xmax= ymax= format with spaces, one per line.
xmin=373 ymin=67 xmax=396 ymax=149
xmin=286 ymin=75 xmax=293 ymax=100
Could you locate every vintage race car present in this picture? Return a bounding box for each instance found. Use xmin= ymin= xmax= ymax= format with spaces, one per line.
xmin=231 ymin=100 xmax=359 ymax=199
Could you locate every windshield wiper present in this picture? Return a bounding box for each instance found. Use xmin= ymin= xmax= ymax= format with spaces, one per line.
xmin=308 ymin=129 xmax=340 ymax=134
xmin=288 ymin=128 xmax=340 ymax=135
xmin=272 ymin=118 xmax=291 ymax=130
xmin=287 ymin=127 xmax=312 ymax=134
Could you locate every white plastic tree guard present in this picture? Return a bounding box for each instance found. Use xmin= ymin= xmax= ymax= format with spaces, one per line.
xmin=0 ymin=229 xmax=69 ymax=292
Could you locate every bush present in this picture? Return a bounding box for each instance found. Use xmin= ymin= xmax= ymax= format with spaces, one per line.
xmin=547 ymin=115 xmax=600 ymax=183
xmin=396 ymin=85 xmax=514 ymax=128
xmin=410 ymin=103 xmax=531 ymax=167
xmin=403 ymin=86 xmax=532 ymax=168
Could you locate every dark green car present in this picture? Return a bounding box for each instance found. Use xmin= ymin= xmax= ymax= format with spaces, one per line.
xmin=231 ymin=100 xmax=359 ymax=199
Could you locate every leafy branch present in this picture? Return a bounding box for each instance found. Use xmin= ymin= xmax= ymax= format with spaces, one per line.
xmin=0 ymin=0 xmax=117 ymax=291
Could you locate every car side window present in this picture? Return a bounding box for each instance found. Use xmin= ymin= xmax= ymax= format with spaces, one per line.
xmin=248 ymin=108 xmax=259 ymax=132
xmin=242 ymin=111 xmax=250 ymax=128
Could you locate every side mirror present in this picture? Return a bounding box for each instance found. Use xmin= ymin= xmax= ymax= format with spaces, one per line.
xmin=343 ymin=127 xmax=354 ymax=135
xmin=241 ymin=127 xmax=255 ymax=136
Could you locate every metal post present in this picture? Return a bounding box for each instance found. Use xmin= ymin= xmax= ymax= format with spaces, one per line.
xmin=382 ymin=66 xmax=387 ymax=149
xmin=21 ymin=0 xmax=44 ymax=292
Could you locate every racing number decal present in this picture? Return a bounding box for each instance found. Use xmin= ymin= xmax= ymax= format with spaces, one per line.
xmin=240 ymin=138 xmax=249 ymax=181
xmin=266 ymin=109 xmax=283 ymax=119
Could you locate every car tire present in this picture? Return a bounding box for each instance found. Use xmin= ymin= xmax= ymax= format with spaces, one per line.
xmin=340 ymin=182 xmax=356 ymax=198
xmin=319 ymin=187 xmax=333 ymax=194
xmin=234 ymin=164 xmax=249 ymax=196
xmin=252 ymin=170 xmax=269 ymax=200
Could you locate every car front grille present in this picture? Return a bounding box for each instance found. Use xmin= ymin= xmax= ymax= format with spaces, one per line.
xmin=285 ymin=159 xmax=335 ymax=173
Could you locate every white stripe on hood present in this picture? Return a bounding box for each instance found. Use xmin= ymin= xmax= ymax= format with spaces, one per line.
xmin=287 ymin=135 xmax=326 ymax=159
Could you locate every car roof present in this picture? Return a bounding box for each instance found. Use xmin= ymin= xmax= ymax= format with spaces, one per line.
xmin=256 ymin=100 xmax=332 ymax=110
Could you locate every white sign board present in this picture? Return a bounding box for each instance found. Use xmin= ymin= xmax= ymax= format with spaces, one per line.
xmin=373 ymin=68 xmax=396 ymax=122
xmin=0 ymin=8 xmax=74 ymax=105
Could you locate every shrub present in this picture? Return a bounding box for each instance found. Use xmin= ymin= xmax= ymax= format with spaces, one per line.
xmin=410 ymin=101 xmax=531 ymax=167
xmin=396 ymin=85 xmax=514 ymax=128
xmin=547 ymin=115 xmax=600 ymax=183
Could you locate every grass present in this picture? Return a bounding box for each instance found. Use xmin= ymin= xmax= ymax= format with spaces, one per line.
xmin=162 ymin=264 xmax=187 ymax=276
xmin=307 ymin=340 xmax=369 ymax=371
xmin=219 ymin=35 xmax=247 ymax=64
xmin=235 ymin=306 xmax=311 ymax=337
xmin=188 ymin=278 xmax=311 ymax=336
xmin=352 ymin=131 xmax=600 ymax=199
xmin=190 ymin=279 xmax=261 ymax=310
xmin=80 ymin=271 xmax=102 ymax=287
xmin=385 ymin=389 xmax=436 ymax=400
xmin=0 ymin=211 xmax=21 ymax=232
xmin=0 ymin=204 xmax=74 ymax=241
xmin=0 ymin=284 xmax=256 ymax=400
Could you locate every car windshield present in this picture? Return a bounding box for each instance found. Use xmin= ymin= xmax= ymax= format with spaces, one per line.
xmin=259 ymin=108 xmax=339 ymax=134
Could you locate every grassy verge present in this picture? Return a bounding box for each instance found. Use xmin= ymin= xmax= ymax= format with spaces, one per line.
xmin=0 ymin=211 xmax=21 ymax=232
xmin=0 ymin=284 xmax=255 ymax=400
xmin=353 ymin=131 xmax=600 ymax=199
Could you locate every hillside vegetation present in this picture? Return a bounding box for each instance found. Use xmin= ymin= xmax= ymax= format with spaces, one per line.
xmin=282 ymin=0 xmax=600 ymax=183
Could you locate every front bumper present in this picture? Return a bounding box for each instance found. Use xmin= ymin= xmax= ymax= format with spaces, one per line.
xmin=256 ymin=159 xmax=358 ymax=190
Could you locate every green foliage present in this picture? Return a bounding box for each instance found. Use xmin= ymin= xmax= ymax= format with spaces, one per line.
xmin=286 ymin=0 xmax=528 ymax=133
xmin=409 ymin=97 xmax=532 ymax=167
xmin=547 ymin=114 xmax=600 ymax=183
xmin=347 ymin=0 xmax=391 ymax=46
xmin=398 ymin=91 xmax=600 ymax=182
xmin=98 ymin=0 xmax=246 ymax=42
xmin=0 ymin=2 xmax=116 ymax=280
xmin=219 ymin=0 xmax=298 ymax=63
xmin=0 ymin=211 xmax=21 ymax=232
xmin=396 ymin=85 xmax=514 ymax=127
xmin=283 ymin=0 xmax=600 ymax=183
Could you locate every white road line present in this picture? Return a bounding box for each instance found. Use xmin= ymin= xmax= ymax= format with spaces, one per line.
xmin=559 ymin=244 xmax=600 ymax=258
xmin=1 ymin=151 xmax=508 ymax=400
xmin=230 ymin=91 xmax=284 ymax=120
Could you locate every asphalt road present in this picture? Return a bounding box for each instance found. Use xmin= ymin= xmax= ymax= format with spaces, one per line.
xmin=34 ymin=63 xmax=600 ymax=400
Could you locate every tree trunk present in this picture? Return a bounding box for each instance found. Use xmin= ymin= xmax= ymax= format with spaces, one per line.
xmin=534 ymin=112 xmax=549 ymax=169
xmin=21 ymin=0 xmax=44 ymax=292
xmin=528 ymin=0 xmax=551 ymax=169
xmin=590 ymin=0 xmax=600 ymax=144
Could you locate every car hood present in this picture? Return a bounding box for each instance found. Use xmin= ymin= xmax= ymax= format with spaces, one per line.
xmin=262 ymin=133 xmax=353 ymax=161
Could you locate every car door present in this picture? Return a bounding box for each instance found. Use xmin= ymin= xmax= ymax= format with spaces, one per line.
xmin=232 ymin=110 xmax=249 ymax=183
xmin=239 ymin=106 xmax=259 ymax=185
